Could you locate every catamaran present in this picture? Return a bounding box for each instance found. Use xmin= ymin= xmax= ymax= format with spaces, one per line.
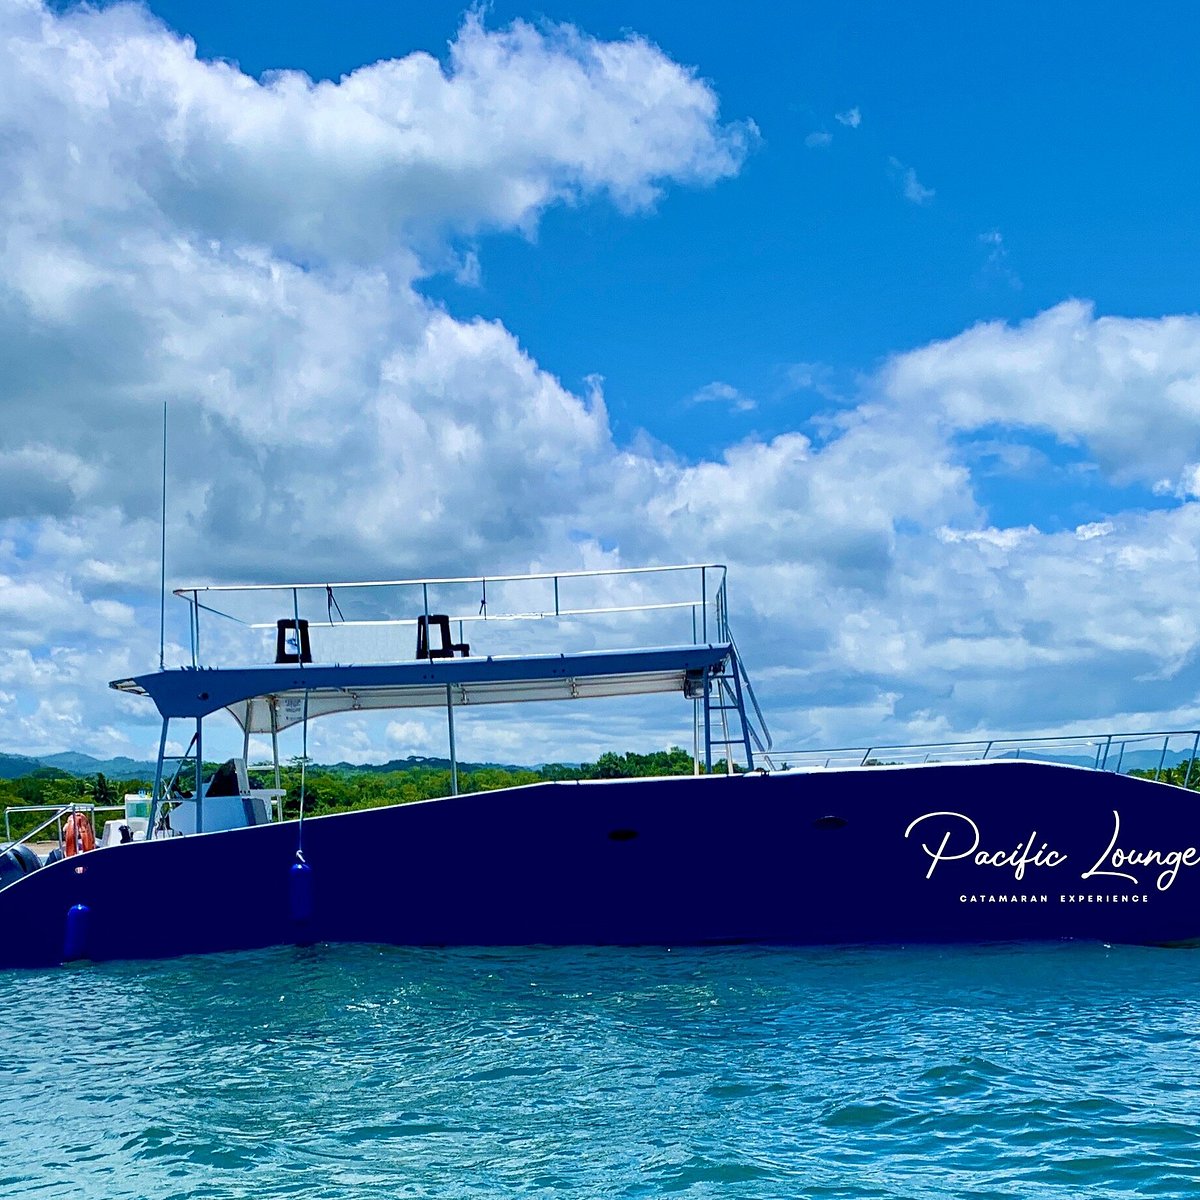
xmin=2 ymin=563 xmax=1199 ymax=969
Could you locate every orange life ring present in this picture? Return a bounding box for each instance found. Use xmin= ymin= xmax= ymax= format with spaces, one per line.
xmin=63 ymin=812 xmax=96 ymax=856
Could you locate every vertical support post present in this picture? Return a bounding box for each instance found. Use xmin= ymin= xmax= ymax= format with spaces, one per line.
xmin=422 ymin=584 xmax=431 ymax=660
xmin=1155 ymin=735 xmax=1169 ymax=782
xmin=270 ymin=698 xmax=282 ymax=793
xmin=554 ymin=576 xmax=560 ymax=617
xmin=701 ymin=567 xmax=708 ymax=642
xmin=189 ymin=594 xmax=198 ymax=668
xmin=719 ymin=696 xmax=733 ymax=776
xmin=297 ymin=689 xmax=310 ymax=853
xmin=1185 ymin=732 xmax=1200 ymax=789
xmin=144 ymin=717 xmax=170 ymax=841
xmin=242 ymin=706 xmax=251 ymax=765
xmin=194 ymin=717 xmax=204 ymax=833
xmin=446 ymin=685 xmax=458 ymax=795
xmin=1100 ymin=734 xmax=1113 ymax=770
xmin=982 ymin=740 xmax=993 ymax=760
xmin=693 ymin=698 xmax=700 ymax=776
xmin=702 ymin=674 xmax=713 ymax=774
xmin=1116 ymin=742 xmax=1126 ymax=772
xmin=291 ymin=588 xmax=302 ymax=668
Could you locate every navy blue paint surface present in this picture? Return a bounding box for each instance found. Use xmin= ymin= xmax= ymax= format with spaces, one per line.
xmin=2 ymin=762 xmax=1197 ymax=970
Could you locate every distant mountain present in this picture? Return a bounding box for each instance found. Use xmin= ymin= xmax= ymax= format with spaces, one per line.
xmin=323 ymin=754 xmax=528 ymax=774
xmin=0 ymin=749 xmax=535 ymax=779
xmin=979 ymin=747 xmax=1196 ymax=774
xmin=39 ymin=752 xmax=159 ymax=778
xmin=0 ymin=752 xmax=53 ymax=780
xmin=8 ymin=744 xmax=1191 ymax=781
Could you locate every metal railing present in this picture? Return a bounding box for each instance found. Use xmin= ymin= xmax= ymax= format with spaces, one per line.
xmin=171 ymin=563 xmax=732 ymax=669
xmin=763 ymin=728 xmax=1200 ymax=785
xmin=1 ymin=803 xmax=125 ymax=857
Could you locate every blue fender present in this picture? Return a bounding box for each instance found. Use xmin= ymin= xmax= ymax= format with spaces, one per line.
xmin=63 ymin=903 xmax=91 ymax=962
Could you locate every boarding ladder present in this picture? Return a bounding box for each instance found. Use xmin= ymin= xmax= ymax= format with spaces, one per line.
xmin=701 ymin=581 xmax=772 ymax=772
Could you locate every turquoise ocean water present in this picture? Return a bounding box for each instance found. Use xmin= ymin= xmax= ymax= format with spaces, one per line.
xmin=2 ymin=943 xmax=1199 ymax=1198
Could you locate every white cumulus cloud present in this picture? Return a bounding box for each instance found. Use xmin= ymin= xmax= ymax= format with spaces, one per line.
xmin=883 ymin=300 xmax=1200 ymax=488
xmin=688 ymin=381 xmax=756 ymax=412
xmin=1 ymin=2 xmax=1199 ymax=769
xmin=888 ymin=156 xmax=935 ymax=205
xmin=0 ymin=1 xmax=753 ymax=758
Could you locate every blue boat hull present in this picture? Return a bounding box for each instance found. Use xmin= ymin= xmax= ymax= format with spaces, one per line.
xmin=2 ymin=761 xmax=1198 ymax=969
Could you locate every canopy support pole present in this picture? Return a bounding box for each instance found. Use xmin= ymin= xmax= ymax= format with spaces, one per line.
xmin=296 ymin=689 xmax=309 ymax=859
xmin=447 ymin=685 xmax=459 ymax=796
xmin=270 ymin=699 xmax=281 ymax=792
xmin=194 ymin=717 xmax=204 ymax=834
xmin=144 ymin=717 xmax=170 ymax=841
xmin=703 ymin=675 xmax=713 ymax=774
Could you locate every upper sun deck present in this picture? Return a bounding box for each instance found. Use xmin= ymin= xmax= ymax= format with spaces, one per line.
xmin=110 ymin=564 xmax=749 ymax=731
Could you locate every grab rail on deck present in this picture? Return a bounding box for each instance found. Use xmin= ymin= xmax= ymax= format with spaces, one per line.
xmin=1 ymin=803 xmax=125 ymax=857
xmin=764 ymin=729 xmax=1200 ymax=785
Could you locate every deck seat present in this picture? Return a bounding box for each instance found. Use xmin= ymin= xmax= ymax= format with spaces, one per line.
xmin=416 ymin=614 xmax=469 ymax=660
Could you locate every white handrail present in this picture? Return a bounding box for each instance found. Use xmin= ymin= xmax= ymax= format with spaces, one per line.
xmin=175 ymin=562 xmax=727 ymax=595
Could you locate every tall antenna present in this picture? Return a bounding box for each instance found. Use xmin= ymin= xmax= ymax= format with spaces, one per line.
xmin=159 ymin=401 xmax=168 ymax=670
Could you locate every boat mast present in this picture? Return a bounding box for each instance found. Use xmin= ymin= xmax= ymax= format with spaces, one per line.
xmin=158 ymin=402 xmax=167 ymax=672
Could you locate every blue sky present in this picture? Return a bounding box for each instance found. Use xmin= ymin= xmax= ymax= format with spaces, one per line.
xmin=141 ymin=0 xmax=1200 ymax=512
xmin=3 ymin=0 xmax=1200 ymax=764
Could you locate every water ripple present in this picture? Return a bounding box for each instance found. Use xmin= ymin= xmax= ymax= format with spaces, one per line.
xmin=3 ymin=943 xmax=1200 ymax=1197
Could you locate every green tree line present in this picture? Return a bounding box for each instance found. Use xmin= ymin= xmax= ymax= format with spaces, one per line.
xmin=270 ymin=746 xmax=711 ymax=818
xmin=0 ymin=747 xmax=722 ymax=838
xmin=1128 ymin=758 xmax=1200 ymax=790
xmin=7 ymin=750 xmax=1198 ymax=844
